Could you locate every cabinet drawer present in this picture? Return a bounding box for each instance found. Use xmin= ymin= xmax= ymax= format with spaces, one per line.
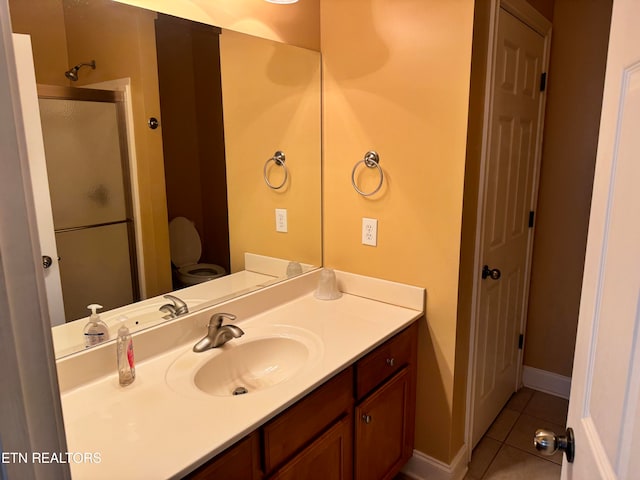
xmin=263 ymin=368 xmax=354 ymax=473
xmin=356 ymin=322 xmax=417 ymax=400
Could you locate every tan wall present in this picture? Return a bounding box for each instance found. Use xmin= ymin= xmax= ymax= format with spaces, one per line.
xmin=62 ymin=0 xmax=172 ymax=297
xmin=114 ymin=0 xmax=320 ymax=51
xmin=8 ymin=0 xmax=68 ymax=85
xmin=221 ymin=30 xmax=322 ymax=272
xmin=524 ymin=0 xmax=612 ymax=377
xmin=321 ymin=0 xmax=474 ymax=462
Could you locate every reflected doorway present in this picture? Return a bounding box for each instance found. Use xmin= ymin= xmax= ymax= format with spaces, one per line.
xmin=37 ymin=85 xmax=139 ymax=321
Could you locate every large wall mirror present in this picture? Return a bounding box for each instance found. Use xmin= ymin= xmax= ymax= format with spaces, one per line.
xmin=9 ymin=0 xmax=322 ymax=358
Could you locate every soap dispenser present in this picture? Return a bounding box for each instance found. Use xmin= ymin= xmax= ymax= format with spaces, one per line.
xmin=116 ymin=316 xmax=135 ymax=386
xmin=83 ymin=304 xmax=109 ymax=348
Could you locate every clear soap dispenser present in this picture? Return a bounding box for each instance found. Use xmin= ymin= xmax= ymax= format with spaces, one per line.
xmin=116 ymin=316 xmax=135 ymax=386
xmin=83 ymin=303 xmax=109 ymax=348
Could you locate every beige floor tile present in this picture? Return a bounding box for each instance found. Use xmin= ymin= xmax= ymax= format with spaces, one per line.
xmin=523 ymin=391 xmax=569 ymax=426
xmin=505 ymin=413 xmax=564 ymax=465
xmin=483 ymin=445 xmax=561 ymax=480
xmin=506 ymin=387 xmax=535 ymax=412
xmin=486 ymin=408 xmax=520 ymax=442
xmin=468 ymin=437 xmax=502 ymax=479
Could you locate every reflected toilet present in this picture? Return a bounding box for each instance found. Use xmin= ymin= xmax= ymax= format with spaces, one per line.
xmin=169 ymin=217 xmax=226 ymax=287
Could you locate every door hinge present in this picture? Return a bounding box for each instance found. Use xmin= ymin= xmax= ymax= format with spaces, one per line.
xmin=540 ymin=72 xmax=547 ymax=92
xmin=529 ymin=211 xmax=535 ymax=228
xmin=518 ymin=334 xmax=524 ymax=350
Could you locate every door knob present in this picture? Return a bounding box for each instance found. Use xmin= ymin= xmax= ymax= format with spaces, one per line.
xmin=42 ymin=255 xmax=53 ymax=269
xmin=534 ymin=428 xmax=575 ymax=463
xmin=482 ymin=265 xmax=501 ymax=280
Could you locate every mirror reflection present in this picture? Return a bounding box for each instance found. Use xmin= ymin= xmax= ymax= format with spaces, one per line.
xmin=9 ymin=0 xmax=322 ymax=358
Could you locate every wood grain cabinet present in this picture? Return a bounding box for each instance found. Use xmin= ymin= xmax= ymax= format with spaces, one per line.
xmin=270 ymin=413 xmax=353 ymax=480
xmin=185 ymin=431 xmax=262 ymax=480
xmin=184 ymin=321 xmax=418 ymax=480
xmin=354 ymin=323 xmax=418 ymax=480
xmin=355 ymin=369 xmax=414 ymax=480
xmin=263 ymin=368 xmax=354 ymax=474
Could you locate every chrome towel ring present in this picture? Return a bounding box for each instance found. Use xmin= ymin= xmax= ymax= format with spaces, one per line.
xmin=264 ymin=151 xmax=288 ymax=190
xmin=351 ymin=151 xmax=383 ymax=197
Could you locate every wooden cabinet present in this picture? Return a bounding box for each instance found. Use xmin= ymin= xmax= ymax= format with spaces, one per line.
xmin=355 ymin=324 xmax=415 ymax=399
xmin=355 ymin=369 xmax=413 ymax=480
xmin=354 ymin=322 xmax=418 ymax=480
xmin=184 ymin=321 xmax=418 ymax=480
xmin=263 ymin=369 xmax=353 ymax=473
xmin=185 ymin=431 xmax=262 ymax=480
xmin=270 ymin=413 xmax=353 ymax=480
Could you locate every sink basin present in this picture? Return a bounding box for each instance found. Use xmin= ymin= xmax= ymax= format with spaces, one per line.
xmin=166 ymin=325 xmax=323 ymax=397
xmin=194 ymin=337 xmax=309 ymax=396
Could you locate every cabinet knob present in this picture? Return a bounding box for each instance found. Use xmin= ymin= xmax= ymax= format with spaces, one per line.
xmin=362 ymin=414 xmax=372 ymax=424
xmin=386 ymin=358 xmax=395 ymax=367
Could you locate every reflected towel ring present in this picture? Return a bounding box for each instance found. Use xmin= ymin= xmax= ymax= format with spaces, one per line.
xmin=264 ymin=151 xmax=288 ymax=190
xmin=351 ymin=151 xmax=384 ymax=196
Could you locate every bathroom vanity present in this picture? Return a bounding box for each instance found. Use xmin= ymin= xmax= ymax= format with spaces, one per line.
xmin=188 ymin=322 xmax=417 ymax=480
xmin=56 ymin=270 xmax=424 ymax=479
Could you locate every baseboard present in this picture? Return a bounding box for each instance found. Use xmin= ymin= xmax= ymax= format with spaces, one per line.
xmin=401 ymin=445 xmax=468 ymax=480
xmin=522 ymin=365 xmax=571 ymax=399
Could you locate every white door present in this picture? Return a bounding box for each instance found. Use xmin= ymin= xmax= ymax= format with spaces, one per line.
xmin=12 ymin=34 xmax=66 ymax=326
xmin=471 ymin=6 xmax=548 ymax=447
xmin=563 ymin=0 xmax=640 ymax=477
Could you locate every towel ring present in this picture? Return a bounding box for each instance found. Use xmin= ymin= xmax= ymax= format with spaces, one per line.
xmin=264 ymin=151 xmax=288 ymax=190
xmin=351 ymin=151 xmax=384 ymax=197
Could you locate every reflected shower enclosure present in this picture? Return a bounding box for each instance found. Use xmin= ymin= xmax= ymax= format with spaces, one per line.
xmin=38 ymin=85 xmax=139 ymax=321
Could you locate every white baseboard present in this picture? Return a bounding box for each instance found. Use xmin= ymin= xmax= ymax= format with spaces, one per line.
xmin=522 ymin=365 xmax=571 ymax=399
xmin=401 ymin=445 xmax=468 ymax=480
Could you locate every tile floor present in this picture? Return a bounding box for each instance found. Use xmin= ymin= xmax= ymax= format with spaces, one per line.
xmin=394 ymin=388 xmax=568 ymax=480
xmin=464 ymin=388 xmax=569 ymax=480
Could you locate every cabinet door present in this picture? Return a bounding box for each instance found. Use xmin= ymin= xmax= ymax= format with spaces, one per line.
xmin=355 ymin=368 xmax=412 ymax=480
xmin=270 ymin=413 xmax=353 ymax=480
xmin=263 ymin=368 xmax=353 ymax=473
xmin=185 ymin=432 xmax=262 ymax=480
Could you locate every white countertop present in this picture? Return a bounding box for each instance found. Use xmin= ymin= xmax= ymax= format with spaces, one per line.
xmin=58 ymin=271 xmax=424 ymax=479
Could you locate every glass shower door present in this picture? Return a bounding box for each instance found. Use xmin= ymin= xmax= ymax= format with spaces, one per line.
xmin=38 ymin=87 xmax=138 ymax=322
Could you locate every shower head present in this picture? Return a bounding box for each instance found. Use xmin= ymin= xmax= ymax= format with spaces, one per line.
xmin=64 ymin=60 xmax=96 ymax=81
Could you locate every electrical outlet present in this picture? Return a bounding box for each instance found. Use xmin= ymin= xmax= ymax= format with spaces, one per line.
xmin=362 ymin=217 xmax=377 ymax=246
xmin=275 ymin=208 xmax=288 ymax=232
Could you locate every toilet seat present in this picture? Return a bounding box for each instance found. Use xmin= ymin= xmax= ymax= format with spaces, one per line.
xmin=169 ymin=217 xmax=226 ymax=286
xmin=178 ymin=263 xmax=226 ymax=279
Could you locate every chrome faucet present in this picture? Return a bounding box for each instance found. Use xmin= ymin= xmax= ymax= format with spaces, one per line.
xmin=159 ymin=294 xmax=189 ymax=319
xmin=193 ymin=313 xmax=244 ymax=352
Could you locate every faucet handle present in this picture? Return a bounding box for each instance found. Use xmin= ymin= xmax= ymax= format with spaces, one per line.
xmin=209 ymin=312 xmax=237 ymax=327
xmin=163 ymin=294 xmax=188 ymax=315
xmin=159 ymin=304 xmax=177 ymax=319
